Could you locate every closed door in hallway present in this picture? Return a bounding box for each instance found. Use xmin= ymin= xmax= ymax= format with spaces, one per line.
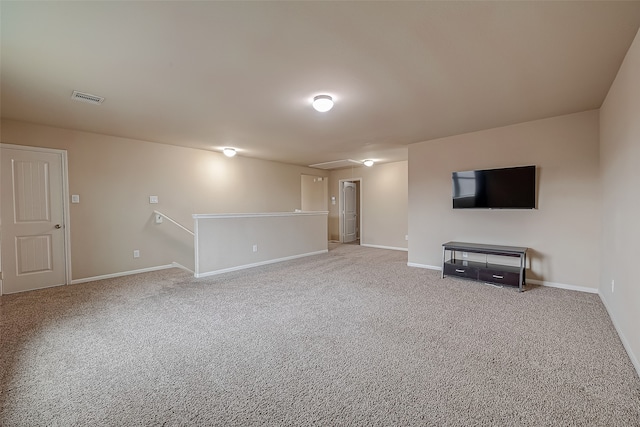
xmin=1 ymin=146 xmax=67 ymax=294
xmin=342 ymin=181 xmax=357 ymax=243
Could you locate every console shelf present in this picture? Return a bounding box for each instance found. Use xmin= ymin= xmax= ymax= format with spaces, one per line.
xmin=441 ymin=241 xmax=528 ymax=292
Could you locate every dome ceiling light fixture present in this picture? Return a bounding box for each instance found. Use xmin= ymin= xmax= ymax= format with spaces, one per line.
xmin=222 ymin=147 xmax=237 ymax=157
xmin=312 ymin=94 xmax=334 ymax=112
xmin=363 ymin=160 xmax=375 ymax=167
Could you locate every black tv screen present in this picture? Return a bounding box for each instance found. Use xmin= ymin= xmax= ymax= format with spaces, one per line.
xmin=452 ymin=165 xmax=536 ymax=209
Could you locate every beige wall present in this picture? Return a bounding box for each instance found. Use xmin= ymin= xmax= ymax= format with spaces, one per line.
xmin=408 ymin=110 xmax=601 ymax=290
xmin=600 ymin=29 xmax=640 ymax=373
xmin=0 ymin=119 xmax=328 ymax=280
xmin=329 ymin=161 xmax=408 ymax=250
xmin=301 ymin=174 xmax=328 ymax=212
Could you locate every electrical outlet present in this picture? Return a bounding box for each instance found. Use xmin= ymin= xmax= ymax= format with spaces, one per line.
xmin=611 ymin=279 xmax=615 ymax=293
xmin=133 ymin=250 xmax=140 ymax=258
xmin=149 ymin=195 xmax=158 ymax=204
xmin=253 ymin=244 xmax=258 ymax=252
xmin=405 ymin=235 xmax=409 ymax=241
xmin=462 ymin=252 xmax=468 ymax=258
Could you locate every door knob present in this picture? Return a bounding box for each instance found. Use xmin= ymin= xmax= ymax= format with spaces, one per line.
xmin=54 ymin=224 xmax=62 ymax=229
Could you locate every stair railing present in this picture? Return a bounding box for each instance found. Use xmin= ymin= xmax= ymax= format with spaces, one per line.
xmin=153 ymin=210 xmax=194 ymax=236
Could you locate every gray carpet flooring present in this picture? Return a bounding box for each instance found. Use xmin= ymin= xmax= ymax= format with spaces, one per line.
xmin=1 ymin=244 xmax=639 ymax=426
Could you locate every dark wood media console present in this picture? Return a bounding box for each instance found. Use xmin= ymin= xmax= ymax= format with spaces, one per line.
xmin=441 ymin=241 xmax=528 ymax=292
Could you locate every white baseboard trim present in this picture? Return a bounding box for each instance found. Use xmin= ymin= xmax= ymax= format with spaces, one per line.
xmin=171 ymin=262 xmax=194 ymax=274
xmin=526 ymin=278 xmax=598 ymax=294
xmin=70 ymin=264 xmax=176 ymax=285
xmin=599 ymin=293 xmax=640 ymax=378
xmin=195 ymin=250 xmax=329 ymax=278
xmin=361 ymin=244 xmax=408 ymax=252
xmin=407 ymin=262 xmax=442 ymax=271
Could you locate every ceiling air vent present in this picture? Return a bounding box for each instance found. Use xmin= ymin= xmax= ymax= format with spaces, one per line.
xmin=71 ymin=90 xmax=104 ymax=105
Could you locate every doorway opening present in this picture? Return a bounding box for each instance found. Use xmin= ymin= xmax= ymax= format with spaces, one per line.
xmin=339 ymin=178 xmax=361 ymax=244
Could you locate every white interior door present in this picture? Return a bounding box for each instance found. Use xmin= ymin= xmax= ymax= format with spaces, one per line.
xmin=342 ymin=182 xmax=357 ymax=243
xmin=1 ymin=146 xmax=67 ymax=294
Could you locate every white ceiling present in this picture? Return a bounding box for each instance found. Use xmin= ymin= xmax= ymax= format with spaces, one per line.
xmin=2 ymin=1 xmax=640 ymax=167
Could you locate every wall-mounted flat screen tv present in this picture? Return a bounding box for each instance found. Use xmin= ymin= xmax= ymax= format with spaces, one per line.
xmin=452 ymin=165 xmax=536 ymax=209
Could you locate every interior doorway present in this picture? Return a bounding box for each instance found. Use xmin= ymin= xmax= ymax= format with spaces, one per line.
xmin=339 ymin=178 xmax=361 ymax=244
xmin=0 ymin=144 xmax=71 ymax=294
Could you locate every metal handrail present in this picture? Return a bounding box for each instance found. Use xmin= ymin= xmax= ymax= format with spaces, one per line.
xmin=153 ymin=210 xmax=194 ymax=236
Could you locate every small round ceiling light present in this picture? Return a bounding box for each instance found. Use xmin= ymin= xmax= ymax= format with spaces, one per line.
xmin=312 ymin=95 xmax=334 ymax=112
xmin=363 ymin=159 xmax=374 ymax=167
xmin=223 ymin=148 xmax=237 ymax=157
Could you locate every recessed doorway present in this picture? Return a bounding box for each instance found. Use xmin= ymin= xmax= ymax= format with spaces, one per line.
xmin=339 ymin=178 xmax=361 ymax=244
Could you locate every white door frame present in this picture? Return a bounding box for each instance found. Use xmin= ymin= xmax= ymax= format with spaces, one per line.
xmin=0 ymin=143 xmax=72 ymax=293
xmin=338 ymin=178 xmax=362 ymax=243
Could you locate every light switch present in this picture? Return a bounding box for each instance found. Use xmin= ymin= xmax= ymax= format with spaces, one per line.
xmin=71 ymin=195 xmax=80 ymax=204
xmin=149 ymin=195 xmax=159 ymax=204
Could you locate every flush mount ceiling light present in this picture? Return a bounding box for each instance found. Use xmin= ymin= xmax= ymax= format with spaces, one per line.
xmin=312 ymin=95 xmax=334 ymax=112
xmin=363 ymin=160 xmax=374 ymax=167
xmin=222 ymin=148 xmax=237 ymax=157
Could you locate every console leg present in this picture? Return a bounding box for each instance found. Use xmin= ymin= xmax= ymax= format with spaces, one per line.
xmin=519 ymin=253 xmax=526 ymax=292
